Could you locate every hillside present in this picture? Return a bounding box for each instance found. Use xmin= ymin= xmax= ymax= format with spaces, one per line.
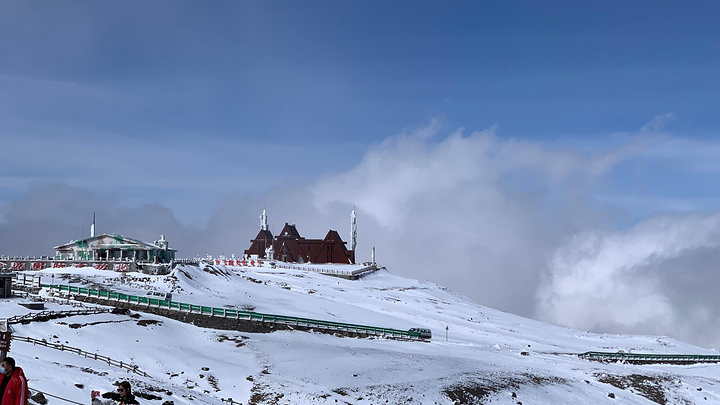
xmin=3 ymin=263 xmax=720 ymax=404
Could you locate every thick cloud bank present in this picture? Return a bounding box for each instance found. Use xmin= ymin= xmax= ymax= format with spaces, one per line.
xmin=312 ymin=124 xmax=618 ymax=317
xmin=312 ymin=124 xmax=720 ymax=348
xmin=4 ymin=123 xmax=720 ymax=348
xmin=537 ymin=213 xmax=720 ymax=347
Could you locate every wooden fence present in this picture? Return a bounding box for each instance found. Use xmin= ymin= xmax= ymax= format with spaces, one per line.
xmin=7 ymin=308 xmax=111 ymax=324
xmin=12 ymin=336 xmax=151 ymax=377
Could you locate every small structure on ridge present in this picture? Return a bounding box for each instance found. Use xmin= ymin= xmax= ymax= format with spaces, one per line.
xmin=245 ymin=210 xmax=356 ymax=264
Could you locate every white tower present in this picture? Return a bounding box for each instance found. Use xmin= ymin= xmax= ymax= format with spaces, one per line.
xmin=90 ymin=212 xmax=96 ymax=238
xmin=260 ymin=209 xmax=268 ymax=231
xmin=350 ymin=209 xmax=357 ymax=252
xmin=371 ymin=246 xmax=376 ymax=265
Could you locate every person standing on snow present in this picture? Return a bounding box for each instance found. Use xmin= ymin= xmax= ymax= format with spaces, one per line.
xmin=0 ymin=357 xmax=29 ymax=405
xmin=91 ymin=381 xmax=139 ymax=405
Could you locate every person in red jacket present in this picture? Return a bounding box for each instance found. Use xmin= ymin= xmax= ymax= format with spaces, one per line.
xmin=0 ymin=357 xmax=28 ymax=405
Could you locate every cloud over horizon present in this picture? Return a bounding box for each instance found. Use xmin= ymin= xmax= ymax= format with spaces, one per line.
xmin=4 ymin=122 xmax=720 ymax=348
xmin=537 ymin=212 xmax=720 ymax=347
xmin=311 ymin=124 xmax=619 ymax=316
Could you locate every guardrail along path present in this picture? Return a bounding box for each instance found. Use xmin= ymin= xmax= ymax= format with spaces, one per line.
xmin=579 ymin=351 xmax=720 ymax=365
xmin=35 ymin=283 xmax=424 ymax=340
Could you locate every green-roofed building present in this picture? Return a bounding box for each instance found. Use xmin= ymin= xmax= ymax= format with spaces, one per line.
xmin=53 ymin=234 xmax=176 ymax=263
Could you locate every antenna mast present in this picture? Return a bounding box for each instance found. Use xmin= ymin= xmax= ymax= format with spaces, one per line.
xmin=350 ymin=209 xmax=357 ymax=251
xmin=90 ymin=212 xmax=96 ymax=238
xmin=260 ymin=209 xmax=268 ymax=231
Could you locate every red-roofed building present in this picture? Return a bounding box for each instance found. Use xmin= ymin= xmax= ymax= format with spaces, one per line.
xmin=244 ymin=222 xmax=355 ymax=264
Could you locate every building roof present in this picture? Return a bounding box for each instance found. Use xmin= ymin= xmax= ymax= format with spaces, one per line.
xmin=252 ymin=229 xmax=274 ymax=241
xmin=323 ymin=229 xmax=346 ymax=244
xmin=54 ymin=233 xmax=175 ymax=251
xmin=244 ymin=229 xmax=275 ymax=257
xmin=277 ymin=223 xmax=302 ymax=239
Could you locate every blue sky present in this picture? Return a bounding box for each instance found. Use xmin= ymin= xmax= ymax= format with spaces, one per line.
xmin=3 ymin=1 xmax=720 ymax=346
xmin=2 ymin=2 xmax=720 ymax=209
xmin=4 ymin=1 xmax=720 ymax=139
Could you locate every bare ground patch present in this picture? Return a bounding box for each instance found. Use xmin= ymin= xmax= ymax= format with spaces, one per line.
xmin=442 ymin=372 xmax=568 ymax=404
xmin=595 ymin=373 xmax=692 ymax=405
xmin=247 ymin=383 xmax=284 ymax=405
xmin=56 ymin=362 xmax=109 ymax=376
xmin=216 ymin=334 xmax=249 ymax=347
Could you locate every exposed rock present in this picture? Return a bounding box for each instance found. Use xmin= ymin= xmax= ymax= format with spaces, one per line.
xmin=136 ymin=392 xmax=163 ymax=401
xmin=31 ymin=392 xmax=47 ymax=404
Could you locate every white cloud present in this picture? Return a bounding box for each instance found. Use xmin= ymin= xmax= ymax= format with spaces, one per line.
xmin=640 ymin=112 xmax=675 ymax=134
xmin=311 ymin=123 xmax=634 ymax=316
xmin=314 ymin=124 xmax=590 ymax=229
xmin=537 ymin=212 xmax=720 ymax=345
xmin=309 ymin=122 xmax=720 ymax=347
xmin=7 ymin=120 xmax=720 ymax=348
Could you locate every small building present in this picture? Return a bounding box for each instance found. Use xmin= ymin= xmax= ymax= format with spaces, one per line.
xmin=54 ymin=234 xmax=176 ymax=263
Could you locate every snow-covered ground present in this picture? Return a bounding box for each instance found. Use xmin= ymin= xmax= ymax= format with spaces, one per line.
xmin=3 ymin=264 xmax=720 ymax=404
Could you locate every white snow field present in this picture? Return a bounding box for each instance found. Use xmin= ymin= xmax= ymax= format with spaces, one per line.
xmin=2 ymin=263 xmax=720 ymax=405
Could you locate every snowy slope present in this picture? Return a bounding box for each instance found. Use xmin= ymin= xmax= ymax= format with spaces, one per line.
xmin=3 ymin=263 xmax=720 ymax=405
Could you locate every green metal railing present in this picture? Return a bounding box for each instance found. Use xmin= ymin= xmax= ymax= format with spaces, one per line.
xmin=579 ymin=351 xmax=720 ymax=363
xmin=41 ymin=284 xmax=424 ymax=340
